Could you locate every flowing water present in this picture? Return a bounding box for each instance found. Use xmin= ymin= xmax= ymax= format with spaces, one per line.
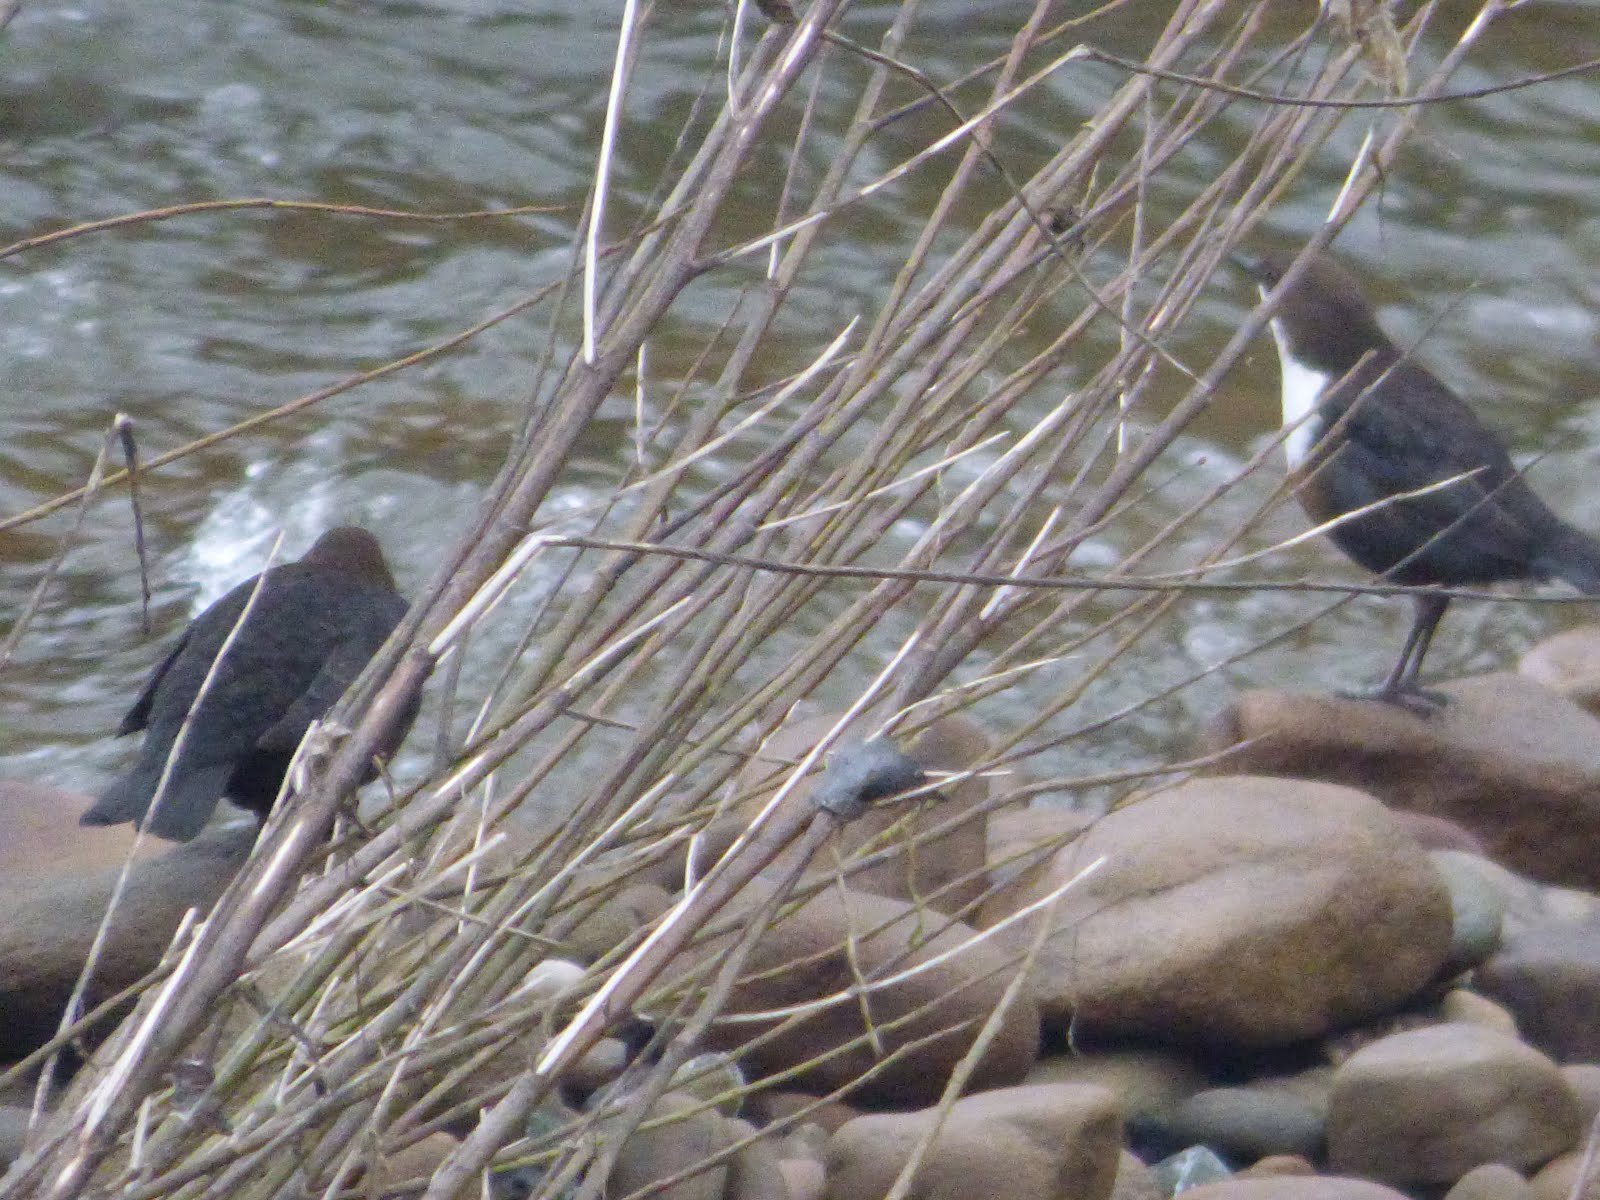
xmin=3 ymin=1 xmax=1598 ymax=804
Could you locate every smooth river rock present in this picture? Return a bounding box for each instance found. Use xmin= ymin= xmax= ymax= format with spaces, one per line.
xmin=1444 ymin=1163 xmax=1534 ymax=1200
xmin=1529 ymin=1151 xmax=1600 ymax=1200
xmin=1520 ymin=625 xmax=1600 ymax=715
xmin=980 ymin=775 xmax=1453 ymax=1047
xmin=1178 ymin=1176 xmax=1412 ymax=1200
xmin=1475 ymin=914 xmax=1600 ymax=1064
xmin=1326 ymin=1022 xmax=1580 ymax=1185
xmin=1159 ymin=1083 xmax=1327 ymax=1162
xmin=825 ymin=1082 xmax=1121 ymax=1200
xmin=0 ymin=829 xmax=250 ymax=1058
xmin=1206 ymin=677 xmax=1600 ymax=890
xmin=667 ymin=875 xmax=1039 ymax=1107
xmin=0 ymin=779 xmax=166 ymax=881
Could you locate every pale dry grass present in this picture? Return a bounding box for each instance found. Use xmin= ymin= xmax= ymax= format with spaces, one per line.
xmin=0 ymin=1 xmax=1532 ymax=1197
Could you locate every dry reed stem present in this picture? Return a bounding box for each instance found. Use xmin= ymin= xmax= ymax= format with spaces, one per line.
xmin=0 ymin=0 xmax=1537 ymax=1196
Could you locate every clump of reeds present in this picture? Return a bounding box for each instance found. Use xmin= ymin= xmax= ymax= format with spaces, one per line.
xmin=0 ymin=1 xmax=1528 ymax=1197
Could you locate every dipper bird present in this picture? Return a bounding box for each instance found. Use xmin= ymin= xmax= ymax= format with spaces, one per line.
xmin=82 ymin=526 xmax=410 ymax=840
xmin=1244 ymin=248 xmax=1600 ymax=709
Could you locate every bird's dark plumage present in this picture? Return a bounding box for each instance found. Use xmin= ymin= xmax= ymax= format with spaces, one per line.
xmin=82 ymin=526 xmax=410 ymax=840
xmin=1246 ymin=249 xmax=1600 ymax=707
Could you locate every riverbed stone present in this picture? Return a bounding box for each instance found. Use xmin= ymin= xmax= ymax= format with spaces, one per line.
xmin=1433 ymin=852 xmax=1600 ymax=939
xmin=1394 ymin=811 xmax=1487 ymax=854
xmin=1433 ymin=850 xmax=1508 ymax=972
xmin=984 ymin=804 xmax=1097 ymax=898
xmin=669 ymin=875 xmax=1039 ymax=1107
xmin=1559 ymin=1064 xmax=1600 ymax=1126
xmin=724 ymin=1118 xmax=790 ymax=1200
xmin=606 ymin=1091 xmax=734 ymax=1200
xmin=1023 ymin=1047 xmax=1205 ymax=1122
xmin=1160 ymin=1083 xmax=1326 ymax=1162
xmin=1238 ymin=1157 xmax=1317 ymax=1179
xmin=0 ymin=828 xmax=250 ymax=1058
xmin=1529 ymin=1152 xmax=1600 ymax=1200
xmin=1475 ymin=914 xmax=1600 ymax=1064
xmin=1438 ymin=989 xmax=1519 ymax=1037
xmin=0 ymin=779 xmax=167 ymax=880
xmin=781 ymin=1156 xmax=825 ymax=1200
xmin=1179 ymin=1178 xmax=1423 ymax=1200
xmin=1520 ymin=625 xmax=1600 ymax=715
xmin=0 ymin=1104 xmax=28 ymax=1170
xmin=980 ymin=775 xmax=1452 ymax=1047
xmin=561 ymin=882 xmax=674 ymax=965
xmin=1111 ymin=1150 xmax=1164 ymax=1200
xmin=1445 ymin=1164 xmax=1534 ymax=1200
xmin=825 ymin=1082 xmax=1121 ymax=1200
xmin=744 ymin=1090 xmax=858 ymax=1135
xmin=1206 ymin=677 xmax=1600 ymax=890
xmin=1326 ymin=1022 xmax=1580 ymax=1185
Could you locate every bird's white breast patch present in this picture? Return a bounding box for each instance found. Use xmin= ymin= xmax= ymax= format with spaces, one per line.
xmin=1267 ymin=317 xmax=1330 ymax=469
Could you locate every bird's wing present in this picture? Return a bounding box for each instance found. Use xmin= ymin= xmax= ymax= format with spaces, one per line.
xmin=252 ymin=594 xmax=407 ymax=754
xmin=81 ymin=758 xmax=233 ymax=841
xmin=1322 ymin=357 xmax=1555 ymax=558
xmin=253 ymin=640 xmax=374 ymax=755
xmin=117 ymin=626 xmax=193 ymax=736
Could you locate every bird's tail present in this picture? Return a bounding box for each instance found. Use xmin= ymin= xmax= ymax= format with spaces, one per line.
xmin=1535 ymin=521 xmax=1600 ymax=596
xmin=80 ymin=771 xmax=151 ymax=829
xmin=80 ymin=760 xmax=230 ymax=842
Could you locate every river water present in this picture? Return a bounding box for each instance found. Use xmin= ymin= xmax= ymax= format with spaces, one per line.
xmin=2 ymin=1 xmax=1597 ymax=806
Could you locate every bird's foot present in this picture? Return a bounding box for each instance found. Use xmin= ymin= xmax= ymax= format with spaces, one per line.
xmin=1338 ymin=683 xmax=1450 ymax=715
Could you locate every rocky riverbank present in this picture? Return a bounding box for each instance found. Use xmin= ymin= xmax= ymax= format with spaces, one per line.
xmin=8 ymin=627 xmax=1600 ymax=1199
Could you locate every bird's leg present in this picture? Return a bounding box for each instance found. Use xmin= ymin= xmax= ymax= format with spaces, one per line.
xmin=1352 ymin=591 xmax=1451 ymax=713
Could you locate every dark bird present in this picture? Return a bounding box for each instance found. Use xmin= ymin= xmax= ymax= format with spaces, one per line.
xmin=1244 ymin=248 xmax=1600 ymax=710
xmin=82 ymin=526 xmax=411 ymax=840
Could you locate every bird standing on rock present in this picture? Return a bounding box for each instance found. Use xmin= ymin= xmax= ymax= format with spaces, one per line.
xmin=82 ymin=526 xmax=411 ymax=840
xmin=1243 ymin=248 xmax=1600 ymax=710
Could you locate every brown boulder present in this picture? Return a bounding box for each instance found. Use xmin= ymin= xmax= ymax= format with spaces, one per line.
xmin=1110 ymin=1151 xmax=1164 ymax=1200
xmin=723 ymin=1118 xmax=792 ymax=1200
xmin=665 ymin=876 xmax=1038 ymax=1107
xmin=1559 ymin=1064 xmax=1600 ymax=1126
xmin=1326 ymin=1022 xmax=1580 ymax=1185
xmin=1023 ymin=1048 xmax=1204 ymax=1122
xmin=1392 ymin=811 xmax=1487 ymax=855
xmin=781 ymin=1156 xmax=826 ymax=1200
xmin=825 ymin=1083 xmax=1121 ymax=1200
xmin=606 ymin=1091 xmax=736 ymax=1200
xmin=744 ymin=1091 xmax=858 ymax=1135
xmin=1530 ymin=1152 xmax=1600 ymax=1200
xmin=1179 ymin=1177 xmax=1411 ymax=1200
xmin=983 ymin=776 xmax=1452 ymax=1046
xmin=1237 ymin=1157 xmax=1318 ymax=1179
xmin=0 ymin=780 xmax=166 ymax=881
xmin=1206 ymin=677 xmax=1600 ymax=889
xmin=0 ymin=829 xmax=249 ymax=1058
xmin=359 ymin=1133 xmax=459 ymax=1191
xmin=1445 ymin=1164 xmax=1534 ymax=1200
xmin=984 ymin=804 xmax=1097 ymax=899
xmin=560 ymin=882 xmax=675 ymax=964
xmin=1476 ymin=915 xmax=1600 ymax=1063
xmin=1438 ymin=989 xmax=1519 ymax=1038
xmin=1520 ymin=625 xmax=1600 ymax=715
